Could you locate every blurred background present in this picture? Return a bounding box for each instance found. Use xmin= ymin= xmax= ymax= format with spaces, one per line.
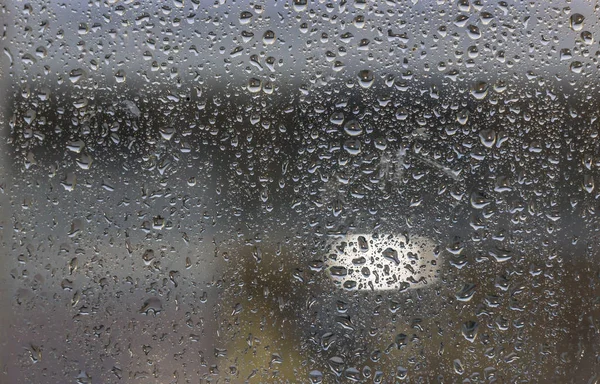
xmin=1 ymin=0 xmax=600 ymax=383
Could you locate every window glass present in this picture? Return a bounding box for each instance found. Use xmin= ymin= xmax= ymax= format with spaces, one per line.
xmin=1 ymin=0 xmax=599 ymax=382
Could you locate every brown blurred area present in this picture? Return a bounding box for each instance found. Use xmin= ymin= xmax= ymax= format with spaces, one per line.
xmin=215 ymin=240 xmax=600 ymax=383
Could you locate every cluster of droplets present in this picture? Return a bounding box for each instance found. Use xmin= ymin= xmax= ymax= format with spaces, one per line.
xmin=326 ymin=234 xmax=439 ymax=291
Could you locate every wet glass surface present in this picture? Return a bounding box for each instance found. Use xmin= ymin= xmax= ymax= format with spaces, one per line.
xmin=1 ymin=0 xmax=600 ymax=383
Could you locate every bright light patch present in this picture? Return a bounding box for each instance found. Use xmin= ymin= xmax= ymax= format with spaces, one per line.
xmin=326 ymin=234 xmax=441 ymax=291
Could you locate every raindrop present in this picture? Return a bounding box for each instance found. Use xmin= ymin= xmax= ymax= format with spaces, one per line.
xmin=115 ymin=70 xmax=126 ymax=83
xmin=140 ymin=297 xmax=163 ymax=315
xmin=343 ymin=120 xmax=363 ymax=136
xmin=570 ymin=13 xmax=585 ymax=31
xmin=69 ymin=68 xmax=86 ymax=83
xmin=343 ymin=139 xmax=362 ymax=155
xmin=293 ymin=0 xmax=308 ymax=12
xmin=382 ymin=247 xmax=400 ymax=265
xmin=456 ymin=283 xmax=477 ymax=302
xmin=581 ymin=31 xmax=594 ymax=44
xmin=466 ymin=25 xmax=481 ymax=39
xmin=570 ymin=61 xmax=583 ymax=74
xmin=583 ymin=175 xmax=595 ymax=193
xmin=262 ymin=30 xmax=276 ymax=45
xmin=67 ymin=139 xmax=85 ymax=153
xmin=248 ymin=78 xmax=262 ymax=93
xmin=454 ymin=359 xmax=465 ymax=375
xmin=471 ymin=81 xmax=488 ymax=100
xmin=357 ymin=70 xmax=374 ymax=89
xmin=479 ymin=129 xmax=496 ymax=148
xmin=239 ymin=11 xmax=253 ymax=25
xmin=159 ymin=126 xmax=176 ymax=140
xmin=462 ymin=320 xmax=479 ymax=342
xmin=330 ymin=112 xmax=345 ymax=125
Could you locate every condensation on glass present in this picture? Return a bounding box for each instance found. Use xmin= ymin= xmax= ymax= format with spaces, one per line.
xmin=1 ymin=0 xmax=599 ymax=383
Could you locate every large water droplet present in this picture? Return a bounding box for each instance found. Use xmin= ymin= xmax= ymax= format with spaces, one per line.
xmin=570 ymin=13 xmax=585 ymax=31
xmin=479 ymin=128 xmax=496 ymax=148
xmin=462 ymin=320 xmax=479 ymax=342
xmin=343 ymin=120 xmax=363 ymax=136
xmin=357 ymin=70 xmax=374 ymax=88
xmin=343 ymin=139 xmax=362 ymax=155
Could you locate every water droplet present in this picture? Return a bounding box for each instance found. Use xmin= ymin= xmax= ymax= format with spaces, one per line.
xmin=140 ymin=297 xmax=163 ymax=315
xmin=570 ymin=13 xmax=585 ymax=31
xmin=357 ymin=70 xmax=374 ymax=88
xmin=457 ymin=109 xmax=469 ymax=125
xmin=343 ymin=139 xmax=362 ymax=155
xmin=330 ymin=266 xmax=348 ymax=278
xmin=382 ymin=247 xmax=400 ymax=265
xmin=570 ymin=61 xmax=583 ymax=74
xmin=396 ymin=366 xmax=408 ymax=380
xmin=309 ymin=370 xmax=323 ymax=384
xmin=67 ymin=139 xmax=85 ymax=153
xmin=239 ymin=11 xmax=253 ymax=25
xmin=470 ymin=192 xmax=490 ymax=209
xmin=248 ymin=78 xmax=262 ymax=93
xmin=330 ymin=112 xmax=345 ymax=125
xmin=353 ymin=15 xmax=365 ymax=29
xmin=69 ymin=257 xmax=78 ymax=274
xmin=583 ymin=174 xmax=595 ymax=193
xmin=343 ymin=120 xmax=363 ymax=136
xmin=262 ymin=30 xmax=275 ymax=45
xmin=61 ymin=173 xmax=77 ymax=191
xmin=462 ymin=320 xmax=479 ymax=342
xmin=479 ymin=128 xmax=496 ymax=148
xmin=453 ymin=359 xmax=465 ymax=375
xmin=76 ymin=153 xmax=93 ymax=170
xmin=480 ymin=11 xmax=494 ymax=25
xmin=581 ymin=31 xmax=594 ymax=44
xmin=114 ymin=69 xmax=126 ymax=83
xmin=142 ymin=249 xmax=155 ymax=266
xmin=466 ymin=25 xmax=481 ymax=39
xmin=69 ymin=68 xmax=86 ymax=83
xmin=456 ymin=283 xmax=477 ymax=302
xmin=159 ymin=126 xmax=176 ymax=140
xmin=28 ymin=344 xmax=42 ymax=363
xmin=358 ymin=236 xmax=369 ymax=252
xmin=471 ymin=81 xmax=488 ymax=100
xmin=489 ymin=247 xmax=512 ymax=262
xmin=454 ymin=15 xmax=469 ymax=28
xmin=293 ymin=0 xmax=308 ymax=12
xmin=75 ymin=370 xmax=92 ymax=384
